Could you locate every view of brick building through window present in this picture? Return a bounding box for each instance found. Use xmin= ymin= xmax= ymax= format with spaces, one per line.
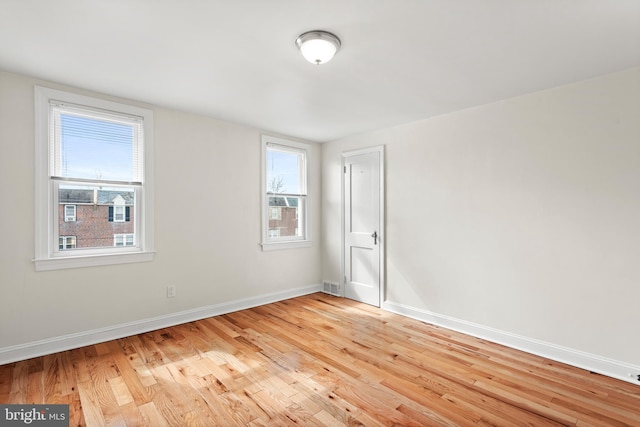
xmin=58 ymin=187 xmax=134 ymax=249
xmin=268 ymin=196 xmax=299 ymax=238
xmin=263 ymin=141 xmax=307 ymax=244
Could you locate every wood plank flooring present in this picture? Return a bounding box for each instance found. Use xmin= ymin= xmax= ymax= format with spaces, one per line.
xmin=1 ymin=293 xmax=638 ymax=426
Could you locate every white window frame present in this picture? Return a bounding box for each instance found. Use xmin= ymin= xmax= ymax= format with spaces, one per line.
xmin=261 ymin=135 xmax=311 ymax=251
xmin=64 ymin=204 xmax=76 ymax=222
xmin=34 ymin=86 xmax=155 ymax=271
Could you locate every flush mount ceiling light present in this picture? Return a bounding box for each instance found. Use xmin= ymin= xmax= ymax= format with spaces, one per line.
xmin=295 ymin=30 xmax=341 ymax=65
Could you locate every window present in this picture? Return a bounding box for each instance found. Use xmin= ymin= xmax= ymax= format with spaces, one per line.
xmin=268 ymin=229 xmax=281 ymax=238
xmin=35 ymin=86 xmax=154 ymax=271
xmin=64 ymin=205 xmax=76 ymax=222
xmin=114 ymin=234 xmax=135 ymax=247
xmin=58 ymin=236 xmax=76 ymax=250
xmin=109 ymin=205 xmax=130 ymax=222
xmin=270 ymin=207 xmax=281 ymax=220
xmin=114 ymin=206 xmax=125 ymax=222
xmin=261 ymin=135 xmax=311 ymax=250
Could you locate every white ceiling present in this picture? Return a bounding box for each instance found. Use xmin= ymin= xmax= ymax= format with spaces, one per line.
xmin=1 ymin=0 xmax=639 ymax=142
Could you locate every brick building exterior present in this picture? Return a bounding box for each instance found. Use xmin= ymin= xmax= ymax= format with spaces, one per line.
xmin=268 ymin=196 xmax=299 ymax=237
xmin=58 ymin=190 xmax=296 ymax=248
xmin=58 ymin=188 xmax=134 ymax=249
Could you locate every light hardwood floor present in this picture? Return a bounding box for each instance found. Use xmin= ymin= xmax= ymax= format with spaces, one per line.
xmin=1 ymin=293 xmax=638 ymax=426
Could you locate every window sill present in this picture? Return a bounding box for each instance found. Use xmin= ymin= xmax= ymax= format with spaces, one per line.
xmin=261 ymin=240 xmax=312 ymax=251
xmin=34 ymin=251 xmax=155 ymax=271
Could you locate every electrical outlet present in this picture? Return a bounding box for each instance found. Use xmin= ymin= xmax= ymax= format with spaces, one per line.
xmin=167 ymin=285 xmax=176 ymax=298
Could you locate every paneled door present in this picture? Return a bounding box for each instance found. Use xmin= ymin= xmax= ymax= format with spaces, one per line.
xmin=343 ymin=146 xmax=384 ymax=307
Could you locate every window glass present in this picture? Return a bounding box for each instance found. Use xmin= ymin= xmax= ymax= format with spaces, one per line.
xmin=35 ymin=86 xmax=154 ymax=271
xmin=54 ymin=112 xmax=138 ymax=182
xmin=51 ymin=101 xmax=139 ymax=254
xmin=58 ymin=185 xmax=134 ymax=250
xmin=267 ymin=149 xmax=303 ymax=195
xmin=262 ymin=137 xmax=309 ymax=247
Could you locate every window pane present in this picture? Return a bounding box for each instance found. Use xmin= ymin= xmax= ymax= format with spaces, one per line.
xmin=266 ymin=149 xmax=303 ymax=194
xmin=268 ymin=196 xmax=304 ymax=238
xmin=53 ymin=108 xmax=140 ymax=182
xmin=58 ymin=184 xmax=135 ymax=250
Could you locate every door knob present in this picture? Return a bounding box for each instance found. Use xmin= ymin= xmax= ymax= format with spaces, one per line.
xmin=372 ymin=231 xmax=378 ymax=245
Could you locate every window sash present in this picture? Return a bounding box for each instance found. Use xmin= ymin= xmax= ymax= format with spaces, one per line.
xmin=267 ymin=196 xmax=306 ymax=241
xmin=266 ymin=145 xmax=306 ymax=242
xmin=49 ymin=101 xmax=143 ymax=185
xmin=265 ymin=143 xmax=307 ymax=197
xmin=49 ymin=101 xmax=141 ymax=251
xmin=52 ymin=181 xmax=140 ymax=256
xmin=34 ymin=86 xmax=155 ymax=271
xmin=261 ymin=136 xmax=310 ymax=249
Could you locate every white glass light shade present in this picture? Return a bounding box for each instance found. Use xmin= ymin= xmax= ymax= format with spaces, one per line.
xmin=296 ymin=31 xmax=341 ymax=65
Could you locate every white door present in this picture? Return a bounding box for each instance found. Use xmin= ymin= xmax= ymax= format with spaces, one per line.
xmin=343 ymin=147 xmax=383 ymax=307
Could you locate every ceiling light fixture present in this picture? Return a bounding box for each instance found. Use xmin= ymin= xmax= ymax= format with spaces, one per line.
xmin=295 ymin=30 xmax=341 ymax=65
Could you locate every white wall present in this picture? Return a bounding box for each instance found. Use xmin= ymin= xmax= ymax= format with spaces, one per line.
xmin=0 ymin=71 xmax=322 ymax=358
xmin=3 ymin=66 xmax=639 ymax=381
xmin=322 ymin=68 xmax=640 ymax=372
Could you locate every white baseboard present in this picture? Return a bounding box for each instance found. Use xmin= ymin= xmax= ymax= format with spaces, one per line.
xmin=382 ymin=300 xmax=640 ymax=386
xmin=0 ymin=283 xmax=322 ymax=365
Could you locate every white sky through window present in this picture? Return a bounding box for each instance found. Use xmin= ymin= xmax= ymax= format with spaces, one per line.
xmin=266 ymin=149 xmax=301 ymax=194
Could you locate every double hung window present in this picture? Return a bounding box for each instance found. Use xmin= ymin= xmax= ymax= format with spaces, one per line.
xmin=261 ymin=136 xmax=311 ymax=250
xmin=64 ymin=205 xmax=76 ymax=222
xmin=35 ymin=87 xmax=154 ymax=271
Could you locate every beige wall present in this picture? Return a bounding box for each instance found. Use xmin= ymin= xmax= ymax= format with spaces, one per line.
xmin=322 ymin=68 xmax=640 ymax=366
xmin=0 ymin=70 xmax=322 ymax=350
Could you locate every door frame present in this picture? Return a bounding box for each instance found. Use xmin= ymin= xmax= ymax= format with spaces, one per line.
xmin=341 ymin=145 xmax=385 ymax=307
